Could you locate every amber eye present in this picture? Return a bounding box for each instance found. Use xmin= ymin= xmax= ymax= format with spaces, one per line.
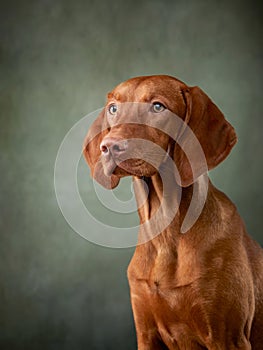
xmin=152 ymin=102 xmax=166 ymax=113
xmin=108 ymin=104 xmax=118 ymax=115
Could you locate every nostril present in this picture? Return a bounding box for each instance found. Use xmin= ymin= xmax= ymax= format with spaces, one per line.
xmin=100 ymin=143 xmax=109 ymax=154
xmin=112 ymin=144 xmax=122 ymax=153
xmin=112 ymin=140 xmax=128 ymax=154
xmin=100 ymin=138 xmax=128 ymax=156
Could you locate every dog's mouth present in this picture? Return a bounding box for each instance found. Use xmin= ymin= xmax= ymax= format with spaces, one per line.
xmin=102 ymin=157 xmax=156 ymax=177
xmin=116 ymin=159 xmax=155 ymax=177
xmin=101 ymin=139 xmax=172 ymax=179
xmin=101 ymin=156 xmax=118 ymax=177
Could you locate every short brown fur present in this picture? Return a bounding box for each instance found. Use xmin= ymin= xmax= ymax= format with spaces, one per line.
xmin=84 ymin=75 xmax=263 ymax=349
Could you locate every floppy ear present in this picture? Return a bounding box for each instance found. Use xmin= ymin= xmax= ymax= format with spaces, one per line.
xmin=173 ymin=86 xmax=237 ymax=187
xmin=83 ymin=109 xmax=120 ymax=189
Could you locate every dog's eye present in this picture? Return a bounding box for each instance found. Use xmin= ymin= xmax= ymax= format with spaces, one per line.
xmin=152 ymin=102 xmax=166 ymax=113
xmin=108 ymin=104 xmax=118 ymax=115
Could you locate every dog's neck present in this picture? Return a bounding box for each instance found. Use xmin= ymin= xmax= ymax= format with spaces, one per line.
xmin=132 ymin=171 xmax=212 ymax=248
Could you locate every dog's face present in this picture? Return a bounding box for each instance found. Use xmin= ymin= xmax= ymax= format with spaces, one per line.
xmin=100 ymin=76 xmax=187 ymax=179
xmin=84 ymin=75 xmax=237 ymax=189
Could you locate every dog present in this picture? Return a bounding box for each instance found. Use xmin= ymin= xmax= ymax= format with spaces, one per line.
xmin=83 ymin=75 xmax=263 ymax=349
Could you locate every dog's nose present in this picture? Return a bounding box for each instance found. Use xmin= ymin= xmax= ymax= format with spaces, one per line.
xmin=100 ymin=137 xmax=128 ymax=156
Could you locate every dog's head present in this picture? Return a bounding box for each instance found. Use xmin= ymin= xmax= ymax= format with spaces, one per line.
xmin=83 ymin=75 xmax=237 ymax=189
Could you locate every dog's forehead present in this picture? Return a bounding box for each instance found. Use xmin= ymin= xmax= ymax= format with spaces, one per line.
xmin=107 ymin=75 xmax=186 ymax=103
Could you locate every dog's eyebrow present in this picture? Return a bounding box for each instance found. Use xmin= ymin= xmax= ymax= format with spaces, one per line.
xmin=107 ymin=92 xmax=114 ymax=99
xmin=107 ymin=92 xmax=121 ymax=101
xmin=139 ymin=93 xmax=154 ymax=103
xmin=138 ymin=93 xmax=170 ymax=107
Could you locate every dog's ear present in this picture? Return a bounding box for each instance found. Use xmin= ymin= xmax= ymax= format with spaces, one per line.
xmin=83 ymin=109 xmax=120 ymax=189
xmin=173 ymin=86 xmax=237 ymax=187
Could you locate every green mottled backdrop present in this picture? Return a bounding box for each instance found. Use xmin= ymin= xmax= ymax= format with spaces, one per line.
xmin=0 ymin=0 xmax=262 ymax=349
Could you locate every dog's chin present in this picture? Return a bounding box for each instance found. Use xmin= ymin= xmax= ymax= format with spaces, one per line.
xmin=113 ymin=159 xmax=158 ymax=177
xmin=102 ymin=158 xmax=159 ymax=178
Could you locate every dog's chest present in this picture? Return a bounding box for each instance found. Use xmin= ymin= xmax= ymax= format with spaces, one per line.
xmin=128 ymin=247 xmax=203 ymax=322
xmin=130 ymin=244 xmax=199 ymax=289
xmin=128 ymin=247 xmax=209 ymax=347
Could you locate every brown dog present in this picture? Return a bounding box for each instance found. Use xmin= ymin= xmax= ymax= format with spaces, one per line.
xmin=83 ymin=75 xmax=263 ymax=349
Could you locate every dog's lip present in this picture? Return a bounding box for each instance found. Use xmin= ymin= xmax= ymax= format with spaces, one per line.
xmin=102 ymin=157 xmax=117 ymax=176
xmin=102 ymin=157 xmax=143 ymax=177
xmin=114 ymin=159 xmax=148 ymax=176
xmin=101 ymin=157 xmax=145 ymax=177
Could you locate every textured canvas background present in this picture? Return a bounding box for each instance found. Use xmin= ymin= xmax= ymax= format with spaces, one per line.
xmin=0 ymin=0 xmax=262 ymax=349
